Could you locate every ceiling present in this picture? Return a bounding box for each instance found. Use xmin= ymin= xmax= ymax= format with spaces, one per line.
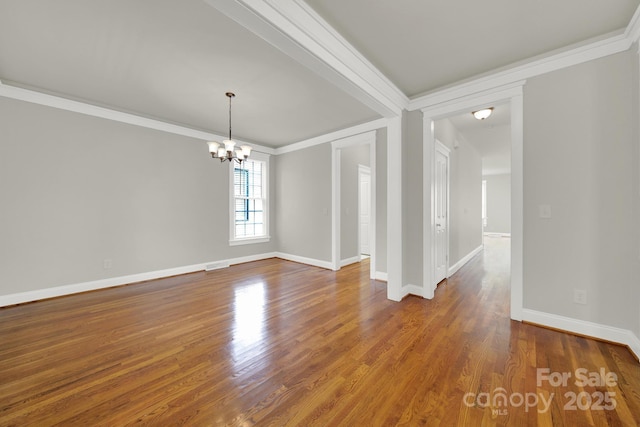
xmin=305 ymin=0 xmax=639 ymax=97
xmin=448 ymin=104 xmax=511 ymax=175
xmin=1 ymin=0 xmax=638 ymax=148
xmin=0 ymin=0 xmax=378 ymax=147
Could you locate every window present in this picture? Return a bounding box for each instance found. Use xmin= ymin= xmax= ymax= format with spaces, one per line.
xmin=229 ymin=153 xmax=269 ymax=245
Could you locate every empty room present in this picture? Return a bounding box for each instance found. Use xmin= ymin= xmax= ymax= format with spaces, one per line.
xmin=1 ymin=1 xmax=640 ymax=425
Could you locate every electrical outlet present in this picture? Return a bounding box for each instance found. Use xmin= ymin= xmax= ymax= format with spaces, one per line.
xmin=103 ymin=259 xmax=113 ymax=270
xmin=574 ymin=289 xmax=587 ymax=305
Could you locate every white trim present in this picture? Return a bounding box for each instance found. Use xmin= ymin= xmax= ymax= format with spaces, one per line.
xmin=277 ymin=118 xmax=387 ymax=155
xmin=403 ymin=284 xmax=425 ymax=298
xmin=434 ymin=140 xmax=451 ymax=286
xmin=0 ymin=82 xmax=275 ymax=155
xmin=522 ymin=309 xmax=640 ymax=363
xmin=369 ymin=144 xmax=377 ymax=280
xmin=229 ymin=152 xmax=271 ymax=245
xmin=230 ymin=252 xmax=278 ymax=265
xmin=274 ymin=252 xmax=333 ymax=270
xmin=422 ymin=116 xmax=435 ymax=299
xmin=229 ymin=236 xmax=271 ymax=246
xmin=408 ymin=33 xmax=630 ymax=111
xmin=331 ymin=145 xmax=341 ymax=271
xmin=340 ymin=256 xmax=361 ymax=267
xmin=625 ymin=4 xmax=640 ymax=43
xmin=510 ymin=90 xmax=525 ymax=322
xmin=331 ymin=131 xmax=377 ymax=276
xmin=331 ymin=130 xmax=377 ymax=149
xmin=358 ymin=163 xmax=373 ymax=278
xmin=421 ymin=82 xmax=524 ymax=320
xmin=448 ymin=245 xmax=483 ymax=277
xmin=204 ymin=0 xmax=405 ymax=117
xmin=420 ymin=81 xmax=526 ymax=118
xmin=291 ymin=0 xmax=407 ymax=111
xmin=0 ymin=252 xmax=278 ymax=307
xmin=375 ymin=271 xmax=388 ymax=282
xmin=483 ymin=232 xmax=511 ymax=238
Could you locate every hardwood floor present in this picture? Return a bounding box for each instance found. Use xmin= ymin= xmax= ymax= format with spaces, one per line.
xmin=1 ymin=238 xmax=639 ymax=426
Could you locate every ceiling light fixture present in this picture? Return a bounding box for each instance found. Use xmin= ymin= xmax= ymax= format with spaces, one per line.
xmin=207 ymin=92 xmax=252 ymax=163
xmin=472 ymin=107 xmax=493 ymax=120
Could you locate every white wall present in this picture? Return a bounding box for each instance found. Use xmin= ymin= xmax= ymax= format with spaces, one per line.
xmin=376 ymin=128 xmax=387 ymax=273
xmin=0 ymin=95 xmax=389 ymax=303
xmin=435 ymin=118 xmax=483 ymax=266
xmin=483 ymin=173 xmax=511 ymax=234
xmin=275 ymin=131 xmax=388 ymax=272
xmin=0 ymin=97 xmax=276 ymax=297
xmin=523 ymin=49 xmax=640 ymax=333
xmin=340 ymin=144 xmax=370 ymax=261
xmin=404 ymin=110 xmax=424 ymax=286
xmin=274 ymin=143 xmax=332 ymax=262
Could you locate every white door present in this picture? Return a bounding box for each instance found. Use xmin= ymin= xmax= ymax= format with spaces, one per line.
xmin=434 ymin=142 xmax=450 ymax=284
xmin=359 ymin=166 xmax=371 ymax=256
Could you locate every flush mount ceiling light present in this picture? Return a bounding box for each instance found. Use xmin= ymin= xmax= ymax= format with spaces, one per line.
xmin=472 ymin=107 xmax=494 ymax=120
xmin=207 ymin=92 xmax=252 ymax=164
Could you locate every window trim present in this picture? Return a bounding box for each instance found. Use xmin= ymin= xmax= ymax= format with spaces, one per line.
xmin=228 ymin=151 xmax=270 ymax=245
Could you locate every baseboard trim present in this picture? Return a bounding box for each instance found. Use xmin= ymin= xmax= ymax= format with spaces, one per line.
xmin=340 ymin=256 xmax=361 ymax=267
xmin=0 ymin=252 xmax=278 ymax=307
xmin=273 ymin=252 xmax=333 ymax=270
xmin=230 ymin=252 xmax=278 ymax=266
xmin=399 ymin=284 xmax=429 ymax=300
xmin=0 ymin=262 xmax=207 ymax=307
xmin=522 ymin=308 xmax=640 ymax=362
xmin=484 ymin=232 xmax=511 ymax=238
xmin=375 ymin=271 xmax=388 ymax=282
xmin=448 ymin=244 xmax=484 ymax=277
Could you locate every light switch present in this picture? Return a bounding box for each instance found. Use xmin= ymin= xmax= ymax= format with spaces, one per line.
xmin=538 ymin=204 xmax=552 ymax=219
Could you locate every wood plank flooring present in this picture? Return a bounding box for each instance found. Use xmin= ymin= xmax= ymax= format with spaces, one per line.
xmin=1 ymin=237 xmax=639 ymax=426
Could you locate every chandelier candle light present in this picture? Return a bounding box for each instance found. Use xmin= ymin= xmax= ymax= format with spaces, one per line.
xmin=207 ymin=92 xmax=252 ymax=163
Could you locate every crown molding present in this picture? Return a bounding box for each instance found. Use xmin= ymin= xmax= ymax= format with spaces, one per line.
xmin=408 ymin=32 xmax=631 ymax=111
xmin=420 ymin=81 xmax=525 ymax=119
xmin=625 ymin=4 xmax=640 ymax=44
xmin=0 ymin=82 xmax=276 ymax=155
xmin=275 ymin=117 xmax=387 ymax=155
xmin=205 ymin=0 xmax=407 ymax=117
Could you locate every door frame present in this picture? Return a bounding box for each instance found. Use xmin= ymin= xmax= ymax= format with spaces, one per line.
xmin=331 ymin=131 xmax=377 ymax=279
xmin=358 ymin=164 xmax=372 ymax=259
xmin=421 ymin=81 xmax=524 ymax=321
xmin=434 ymin=140 xmax=450 ymax=284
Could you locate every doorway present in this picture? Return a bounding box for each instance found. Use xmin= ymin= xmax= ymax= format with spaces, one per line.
xmin=331 ymin=131 xmax=377 ymax=279
xmin=358 ymin=165 xmax=372 ymax=259
xmin=434 ymin=140 xmax=450 ymax=284
xmin=421 ymin=82 xmax=524 ymax=321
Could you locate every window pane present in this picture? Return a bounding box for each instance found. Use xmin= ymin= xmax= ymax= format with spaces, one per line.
xmin=233 ymin=159 xmax=267 ymax=239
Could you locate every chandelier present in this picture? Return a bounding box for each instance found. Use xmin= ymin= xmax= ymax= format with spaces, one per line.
xmin=207 ymin=92 xmax=252 ymax=163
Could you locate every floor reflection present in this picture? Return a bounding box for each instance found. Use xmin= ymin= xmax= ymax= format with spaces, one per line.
xmin=232 ymin=281 xmax=267 ymax=363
